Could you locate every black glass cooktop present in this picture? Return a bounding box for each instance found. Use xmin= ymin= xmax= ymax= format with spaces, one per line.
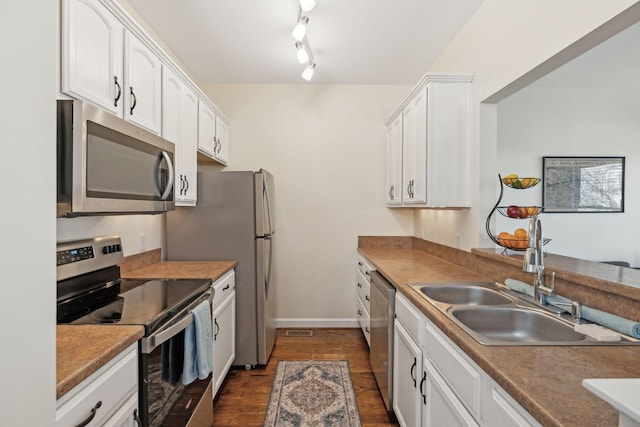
xmin=62 ymin=278 xmax=211 ymax=333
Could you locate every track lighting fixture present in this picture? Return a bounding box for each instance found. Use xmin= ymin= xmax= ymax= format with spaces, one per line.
xmin=291 ymin=1 xmax=317 ymax=81
xmin=299 ymin=0 xmax=316 ymax=12
xmin=301 ymin=62 xmax=316 ymax=81
xmin=295 ymin=41 xmax=309 ymax=64
xmin=291 ymin=16 xmax=309 ymax=42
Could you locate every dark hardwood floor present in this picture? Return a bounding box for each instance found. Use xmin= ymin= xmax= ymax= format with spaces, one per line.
xmin=213 ymin=328 xmax=399 ymax=426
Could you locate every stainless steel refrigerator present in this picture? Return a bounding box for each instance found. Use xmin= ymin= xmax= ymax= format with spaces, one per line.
xmin=166 ymin=169 xmax=276 ymax=368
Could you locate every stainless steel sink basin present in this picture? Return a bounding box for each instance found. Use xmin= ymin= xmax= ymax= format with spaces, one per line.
xmin=417 ymin=284 xmax=513 ymax=306
xmin=409 ymin=281 xmax=638 ymax=346
xmin=451 ymin=306 xmax=587 ymax=344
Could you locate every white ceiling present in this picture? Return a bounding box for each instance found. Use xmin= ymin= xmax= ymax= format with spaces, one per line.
xmin=125 ymin=0 xmax=485 ymax=85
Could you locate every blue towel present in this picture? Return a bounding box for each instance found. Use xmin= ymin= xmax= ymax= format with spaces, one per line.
xmin=546 ymin=294 xmax=640 ymax=339
xmin=182 ymin=301 xmax=214 ymax=385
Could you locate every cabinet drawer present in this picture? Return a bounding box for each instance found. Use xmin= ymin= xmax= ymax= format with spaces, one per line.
xmin=356 ymin=254 xmax=374 ymax=281
xmin=485 ymin=381 xmax=541 ymax=427
xmin=212 ymin=269 xmax=235 ymax=309
xmin=356 ymin=297 xmax=370 ymax=346
xmin=395 ymin=292 xmax=422 ymax=343
xmin=356 ymin=270 xmax=371 ymax=311
xmin=423 ymin=319 xmax=482 ymax=418
xmin=56 ymin=344 xmax=137 ymax=427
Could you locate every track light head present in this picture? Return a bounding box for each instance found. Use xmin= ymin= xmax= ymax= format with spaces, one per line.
xmin=295 ymin=41 xmax=309 ymax=64
xmin=301 ymin=62 xmax=316 ymax=81
xmin=299 ymin=0 xmax=316 ymax=12
xmin=291 ymin=16 xmax=309 ymax=42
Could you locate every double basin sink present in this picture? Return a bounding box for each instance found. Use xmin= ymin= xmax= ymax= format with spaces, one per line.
xmin=410 ymin=282 xmax=638 ymax=346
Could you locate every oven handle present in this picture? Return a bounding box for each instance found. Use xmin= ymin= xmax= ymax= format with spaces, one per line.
xmin=140 ymin=289 xmax=213 ymax=354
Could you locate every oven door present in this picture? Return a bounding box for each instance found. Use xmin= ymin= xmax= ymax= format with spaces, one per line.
xmin=138 ymin=290 xmax=214 ymax=427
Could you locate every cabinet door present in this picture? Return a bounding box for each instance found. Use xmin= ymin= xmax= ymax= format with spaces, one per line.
xmin=402 ymin=86 xmax=427 ymax=204
xmin=212 ymin=291 xmax=236 ymax=397
xmin=215 ymin=119 xmax=230 ymax=165
xmin=386 ymin=114 xmax=403 ymax=205
xmin=393 ymin=319 xmax=422 ymax=427
xmin=179 ymin=85 xmax=199 ymax=204
xmin=101 ymin=393 xmax=139 ymax=427
xmin=124 ymin=31 xmax=162 ymax=134
xmin=198 ymin=101 xmax=217 ymax=157
xmin=423 ymin=359 xmax=479 ymax=427
xmin=61 ymin=0 xmax=123 ymax=116
xmin=161 ymin=66 xmax=181 ymax=144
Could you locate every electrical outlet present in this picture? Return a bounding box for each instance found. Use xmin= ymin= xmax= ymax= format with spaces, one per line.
xmin=139 ymin=233 xmax=146 ymax=251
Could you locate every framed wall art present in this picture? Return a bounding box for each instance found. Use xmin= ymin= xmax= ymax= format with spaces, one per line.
xmin=542 ymin=156 xmax=625 ymax=213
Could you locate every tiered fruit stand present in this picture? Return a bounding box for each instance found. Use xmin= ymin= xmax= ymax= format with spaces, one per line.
xmin=486 ymin=174 xmax=549 ymax=253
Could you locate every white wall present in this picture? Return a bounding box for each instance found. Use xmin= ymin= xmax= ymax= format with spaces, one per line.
xmin=199 ymin=84 xmax=414 ymax=324
xmin=0 ymin=1 xmax=57 ymax=425
xmin=57 ymin=215 xmax=164 ymax=256
xmin=414 ymin=0 xmax=640 ymax=250
xmin=497 ymin=87 xmax=640 ymax=265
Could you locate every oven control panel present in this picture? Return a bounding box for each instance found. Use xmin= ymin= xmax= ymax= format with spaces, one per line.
xmin=57 ymin=245 xmax=95 ymax=266
xmin=56 ymin=236 xmax=124 ymax=281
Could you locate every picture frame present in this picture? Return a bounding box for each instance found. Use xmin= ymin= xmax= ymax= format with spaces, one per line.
xmin=542 ymin=156 xmax=625 ymax=213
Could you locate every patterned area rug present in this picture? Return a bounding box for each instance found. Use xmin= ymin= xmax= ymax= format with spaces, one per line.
xmin=264 ymin=360 xmax=362 ymax=427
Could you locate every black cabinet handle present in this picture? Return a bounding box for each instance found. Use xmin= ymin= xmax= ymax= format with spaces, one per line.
xmin=410 ymin=358 xmax=417 ymax=387
xmin=222 ymin=284 xmax=230 ymax=291
xmin=358 ymin=262 xmax=362 ymax=266
xmin=420 ymin=371 xmax=427 ymax=404
xmin=133 ymin=409 xmax=142 ymax=426
xmin=357 ymin=282 xmax=362 ymax=288
xmin=365 ymin=326 xmax=369 ymax=333
xmin=214 ymin=319 xmax=219 ymax=340
xmin=179 ymin=175 xmax=184 ymax=195
xmin=113 ymin=76 xmax=121 ymax=107
xmin=184 ymin=176 xmax=189 ymax=194
xmin=129 ymin=86 xmax=137 ymax=115
xmin=365 ymin=295 xmax=370 ymax=301
xmin=74 ymin=400 xmax=102 ymax=427
xmin=216 ymin=138 xmax=222 ymax=154
xmin=357 ymin=309 xmax=362 ymax=316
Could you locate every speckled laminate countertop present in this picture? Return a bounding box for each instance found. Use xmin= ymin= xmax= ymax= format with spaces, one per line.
xmin=57 ymin=325 xmax=144 ymax=399
xmin=359 ymin=246 xmax=640 ymax=427
xmin=57 ymin=260 xmax=236 ymax=401
xmin=121 ymin=260 xmax=237 ymax=281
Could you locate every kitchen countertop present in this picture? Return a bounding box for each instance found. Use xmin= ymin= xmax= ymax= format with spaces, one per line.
xmin=56 ymin=325 xmax=143 ymax=399
xmin=359 ymin=246 xmax=640 ymax=427
xmin=57 ymin=259 xmax=237 ymax=401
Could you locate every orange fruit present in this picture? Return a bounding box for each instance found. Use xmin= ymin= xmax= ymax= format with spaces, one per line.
xmin=514 ymin=228 xmax=528 ymax=240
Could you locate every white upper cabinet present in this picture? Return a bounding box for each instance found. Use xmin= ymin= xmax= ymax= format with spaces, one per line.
xmin=62 ymin=0 xmax=162 ymax=134
xmin=198 ymin=101 xmax=217 ymax=158
xmin=123 ymin=31 xmax=162 ymax=134
xmin=386 ymin=75 xmax=472 ymax=208
xmin=163 ymin=66 xmax=198 ymax=205
xmin=198 ymin=101 xmax=229 ymax=165
xmin=61 ymin=0 xmax=124 ymax=116
xmin=385 ymin=114 xmax=403 ymax=205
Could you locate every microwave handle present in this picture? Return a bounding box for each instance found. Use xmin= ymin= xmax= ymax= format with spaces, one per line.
xmin=159 ymin=150 xmax=175 ymax=201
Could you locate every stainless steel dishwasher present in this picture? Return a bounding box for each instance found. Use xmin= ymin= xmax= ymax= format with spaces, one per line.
xmin=369 ymin=270 xmax=396 ymax=412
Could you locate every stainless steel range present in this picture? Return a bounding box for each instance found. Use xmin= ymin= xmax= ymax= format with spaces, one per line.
xmin=56 ymin=236 xmax=214 ymax=427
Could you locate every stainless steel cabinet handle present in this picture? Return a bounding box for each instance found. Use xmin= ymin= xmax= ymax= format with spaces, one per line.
xmin=113 ymin=76 xmax=121 ymax=107
xmin=74 ymin=401 xmax=102 ymax=427
xmin=129 ymin=86 xmax=137 ymax=115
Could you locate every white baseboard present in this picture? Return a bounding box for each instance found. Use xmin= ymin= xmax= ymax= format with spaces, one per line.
xmin=274 ymin=318 xmax=359 ymax=328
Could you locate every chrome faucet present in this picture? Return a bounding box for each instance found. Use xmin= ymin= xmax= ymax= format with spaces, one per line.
xmin=522 ymin=216 xmax=555 ymax=304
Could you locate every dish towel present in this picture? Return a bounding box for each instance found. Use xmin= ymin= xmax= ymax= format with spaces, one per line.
xmin=504 ymin=278 xmax=640 ymax=338
xmin=182 ymin=301 xmax=214 ymax=385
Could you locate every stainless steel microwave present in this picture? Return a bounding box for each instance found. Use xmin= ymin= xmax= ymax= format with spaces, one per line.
xmin=57 ymin=100 xmax=175 ymax=217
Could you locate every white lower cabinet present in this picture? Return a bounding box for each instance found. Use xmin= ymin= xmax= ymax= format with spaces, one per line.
xmin=212 ymin=270 xmax=236 ymax=397
xmin=392 ymin=293 xmax=542 ymax=427
xmin=56 ymin=343 xmax=138 ymax=427
xmin=356 ymin=254 xmax=374 ymax=346
xmin=423 ymin=358 xmax=478 ymax=427
xmin=393 ymin=318 xmax=423 ymax=427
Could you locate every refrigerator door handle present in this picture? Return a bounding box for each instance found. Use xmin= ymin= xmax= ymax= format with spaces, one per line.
xmin=263 ymin=175 xmax=274 ymax=236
